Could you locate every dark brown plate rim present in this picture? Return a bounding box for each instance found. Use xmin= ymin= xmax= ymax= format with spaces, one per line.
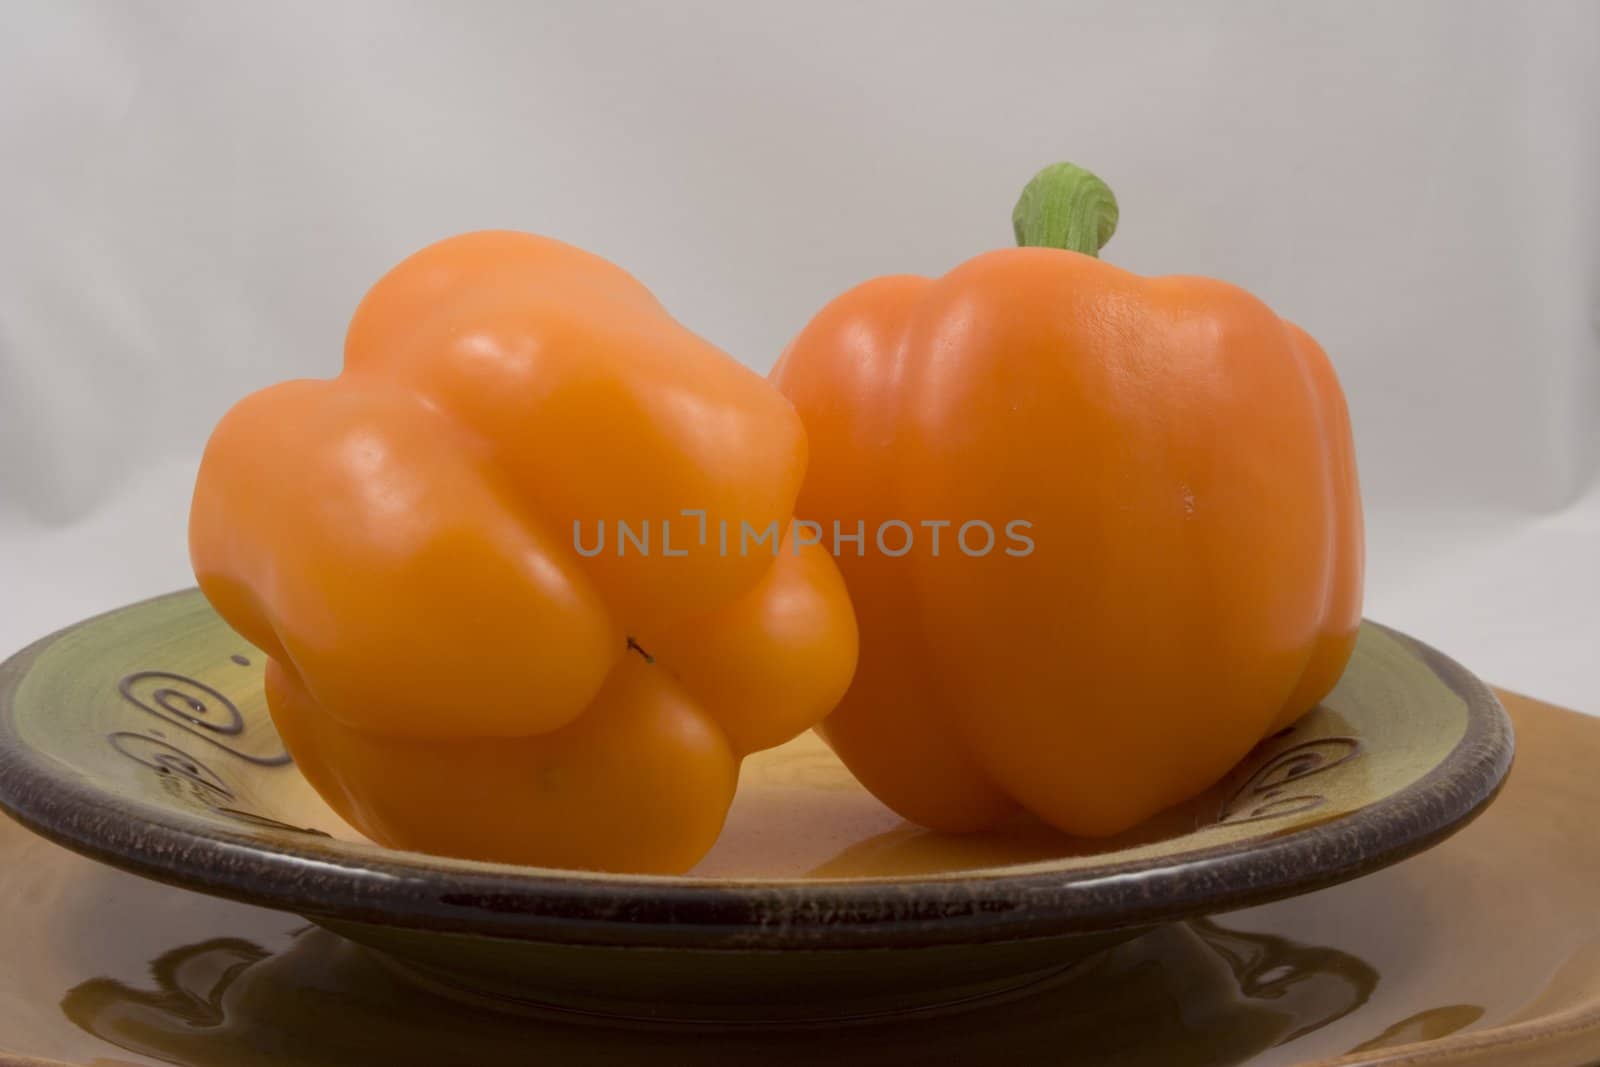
xmin=0 ymin=590 xmax=1513 ymax=951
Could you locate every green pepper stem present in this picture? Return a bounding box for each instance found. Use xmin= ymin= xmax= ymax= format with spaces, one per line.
xmin=1012 ymin=162 xmax=1119 ymax=257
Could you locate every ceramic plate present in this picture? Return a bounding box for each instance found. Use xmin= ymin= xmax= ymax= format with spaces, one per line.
xmin=0 ymin=591 xmax=1512 ymax=1022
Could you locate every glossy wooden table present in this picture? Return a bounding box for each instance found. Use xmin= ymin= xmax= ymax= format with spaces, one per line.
xmin=2 ymin=690 xmax=1598 ymax=1067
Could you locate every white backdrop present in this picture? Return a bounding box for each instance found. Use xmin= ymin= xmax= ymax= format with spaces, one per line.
xmin=2 ymin=2 xmax=1597 ymax=709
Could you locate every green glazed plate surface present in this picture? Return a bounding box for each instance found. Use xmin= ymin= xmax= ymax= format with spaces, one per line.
xmin=0 ymin=590 xmax=1512 ymax=1021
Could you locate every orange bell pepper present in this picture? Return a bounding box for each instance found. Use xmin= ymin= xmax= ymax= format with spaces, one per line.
xmin=190 ymin=231 xmax=858 ymax=873
xmin=772 ymin=163 xmax=1362 ymax=837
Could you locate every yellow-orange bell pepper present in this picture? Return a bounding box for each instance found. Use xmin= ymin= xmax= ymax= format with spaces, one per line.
xmin=772 ymin=163 xmax=1363 ymax=838
xmin=190 ymin=231 xmax=858 ymax=873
